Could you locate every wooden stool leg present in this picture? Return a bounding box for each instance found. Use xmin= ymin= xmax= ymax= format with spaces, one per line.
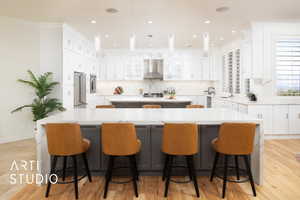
xmin=210 ymin=152 xmax=219 ymax=182
xmin=162 ymin=154 xmax=169 ymax=181
xmin=164 ymin=155 xmax=173 ymax=197
xmin=129 ymin=156 xmax=139 ymax=197
xmin=187 ymin=155 xmax=200 ymax=198
xmin=72 ymin=155 xmax=79 ymax=199
xmin=62 ymin=156 xmax=67 ymax=181
xmin=222 ymin=155 xmax=228 ymax=199
xmin=235 ymin=155 xmax=240 ymax=180
xmin=103 ymin=156 xmax=114 ymax=199
xmin=243 ymin=155 xmax=257 ymax=196
xmin=82 ymin=153 xmax=92 ymax=182
xmin=45 ymin=156 xmax=58 ymax=197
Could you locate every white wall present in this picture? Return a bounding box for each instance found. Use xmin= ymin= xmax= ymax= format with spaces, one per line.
xmin=0 ymin=17 xmax=40 ymax=143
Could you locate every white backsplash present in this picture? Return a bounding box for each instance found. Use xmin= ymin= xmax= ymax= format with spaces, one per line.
xmin=96 ymin=80 xmax=215 ymax=95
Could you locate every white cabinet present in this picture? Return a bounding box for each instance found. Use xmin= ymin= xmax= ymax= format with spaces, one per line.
xmin=288 ymin=105 xmax=300 ymax=134
xmin=272 ymin=105 xmax=289 ymax=134
xmin=247 ymin=105 xmax=273 ymax=134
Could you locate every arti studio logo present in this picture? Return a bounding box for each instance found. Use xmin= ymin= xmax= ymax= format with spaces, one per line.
xmin=9 ymin=160 xmax=58 ymax=185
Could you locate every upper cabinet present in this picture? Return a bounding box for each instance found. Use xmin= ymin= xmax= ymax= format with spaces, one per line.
xmin=98 ymin=49 xmax=221 ymax=81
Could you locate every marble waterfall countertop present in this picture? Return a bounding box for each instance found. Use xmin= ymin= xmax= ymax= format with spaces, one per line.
xmin=37 ymin=108 xmax=262 ymax=125
xmin=106 ymin=96 xmax=192 ymax=103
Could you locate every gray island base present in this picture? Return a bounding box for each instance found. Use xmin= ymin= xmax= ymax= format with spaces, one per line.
xmin=36 ymin=108 xmax=263 ymax=185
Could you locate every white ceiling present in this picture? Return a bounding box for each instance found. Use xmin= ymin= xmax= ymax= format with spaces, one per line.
xmin=1 ymin=0 xmax=300 ymax=49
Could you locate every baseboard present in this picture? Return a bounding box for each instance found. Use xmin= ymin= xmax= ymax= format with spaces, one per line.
xmin=264 ymin=134 xmax=300 ymax=140
xmin=0 ymin=135 xmax=34 ymax=144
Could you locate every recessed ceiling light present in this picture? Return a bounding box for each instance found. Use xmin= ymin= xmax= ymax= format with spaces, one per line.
xmin=193 ymin=34 xmax=198 ymax=38
xmin=147 ymin=20 xmax=153 ymax=24
xmin=232 ymin=30 xmax=236 ymax=34
xmin=216 ymin=6 xmax=230 ymax=13
xmin=91 ymin=20 xmax=97 ymax=24
xmin=220 ymin=37 xmax=224 ymax=41
xmin=105 ymin=34 xmax=109 ymax=38
xmin=204 ymin=20 xmax=211 ymax=24
xmin=106 ymin=8 xmax=119 ymax=14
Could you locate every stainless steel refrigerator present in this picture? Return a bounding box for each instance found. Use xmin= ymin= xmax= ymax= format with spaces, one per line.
xmin=74 ymin=72 xmax=86 ymax=107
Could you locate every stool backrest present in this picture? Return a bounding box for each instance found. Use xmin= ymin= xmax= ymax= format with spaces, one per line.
xmin=101 ymin=123 xmax=138 ymax=156
xmin=162 ymin=123 xmax=198 ymax=155
xmin=186 ymin=105 xmax=205 ymax=108
xmin=143 ymin=105 xmax=161 ymax=108
xmin=217 ymin=123 xmax=256 ymax=155
xmin=45 ymin=123 xmax=84 ymax=156
xmin=96 ymin=105 xmax=115 ymax=108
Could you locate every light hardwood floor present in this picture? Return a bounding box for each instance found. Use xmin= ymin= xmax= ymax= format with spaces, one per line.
xmin=2 ymin=139 xmax=300 ymax=200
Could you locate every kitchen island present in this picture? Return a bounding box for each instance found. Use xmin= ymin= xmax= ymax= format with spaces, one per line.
xmin=107 ymin=96 xmax=192 ymax=108
xmin=36 ymin=108 xmax=263 ymax=184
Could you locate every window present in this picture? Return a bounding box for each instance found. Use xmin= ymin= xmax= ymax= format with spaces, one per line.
xmin=228 ymin=52 xmax=233 ymax=93
xmin=276 ymin=39 xmax=300 ymax=96
xmin=235 ymin=49 xmax=241 ymax=94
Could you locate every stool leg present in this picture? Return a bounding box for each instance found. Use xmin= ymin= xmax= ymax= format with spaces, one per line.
xmin=222 ymin=155 xmax=228 ymax=199
xmin=235 ymin=155 xmax=240 ymax=180
xmin=45 ymin=156 xmax=58 ymax=197
xmin=129 ymin=156 xmax=139 ymax=197
xmin=210 ymin=152 xmax=219 ymax=182
xmin=187 ymin=155 xmax=200 ymax=198
xmin=103 ymin=156 xmax=114 ymax=199
xmin=131 ymin=155 xmax=139 ymax=181
xmin=162 ymin=154 xmax=169 ymax=181
xmin=82 ymin=153 xmax=92 ymax=182
xmin=62 ymin=156 xmax=67 ymax=181
xmin=243 ymin=155 xmax=257 ymax=197
xmin=186 ymin=156 xmax=193 ymax=181
xmin=164 ymin=155 xmax=173 ymax=197
xmin=72 ymin=155 xmax=79 ymax=199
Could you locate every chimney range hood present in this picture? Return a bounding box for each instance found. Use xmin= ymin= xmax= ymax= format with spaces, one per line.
xmin=143 ymin=59 xmax=164 ymax=80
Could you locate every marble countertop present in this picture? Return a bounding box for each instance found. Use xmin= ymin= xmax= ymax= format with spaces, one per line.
xmin=107 ymin=96 xmax=192 ymax=103
xmin=213 ymin=96 xmax=300 ymax=105
xmin=37 ymin=108 xmax=262 ymax=125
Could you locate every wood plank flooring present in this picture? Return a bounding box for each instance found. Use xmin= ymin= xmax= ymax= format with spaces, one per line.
xmin=4 ymin=139 xmax=300 ymax=200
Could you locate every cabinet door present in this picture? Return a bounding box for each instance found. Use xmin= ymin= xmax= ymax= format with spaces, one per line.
xmin=288 ymin=105 xmax=300 ymax=134
xmin=248 ymin=105 xmax=273 ymax=134
xmin=272 ymin=105 xmax=289 ymax=134
xmin=135 ymin=126 xmax=151 ymax=170
xmin=150 ymin=126 xmax=164 ymax=170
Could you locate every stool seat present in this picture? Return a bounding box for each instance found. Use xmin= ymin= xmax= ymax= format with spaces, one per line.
xmin=211 ymin=138 xmax=218 ymax=151
xmin=82 ymin=138 xmax=91 ymax=152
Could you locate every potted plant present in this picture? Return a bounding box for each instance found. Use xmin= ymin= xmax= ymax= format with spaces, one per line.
xmin=11 ymin=70 xmax=65 ymax=123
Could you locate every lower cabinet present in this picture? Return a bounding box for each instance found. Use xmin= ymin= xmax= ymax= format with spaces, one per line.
xmin=272 ymin=105 xmax=289 ymax=134
xmin=288 ymin=105 xmax=300 ymax=134
xmin=248 ymin=105 xmax=273 ymax=134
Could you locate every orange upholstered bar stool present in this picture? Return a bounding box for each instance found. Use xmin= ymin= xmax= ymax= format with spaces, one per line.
xmin=101 ymin=123 xmax=141 ymax=198
xmin=45 ymin=123 xmax=92 ymax=199
xmin=210 ymin=123 xmax=257 ymax=198
xmin=96 ymin=105 xmax=115 ymax=108
xmin=143 ymin=104 xmax=161 ymax=108
xmin=186 ymin=105 xmax=205 ymax=108
xmin=162 ymin=123 xmax=200 ymax=198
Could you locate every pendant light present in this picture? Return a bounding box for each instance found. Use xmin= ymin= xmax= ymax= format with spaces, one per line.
xmin=203 ymin=32 xmax=210 ymax=57
xmin=168 ymin=34 xmax=175 ymax=52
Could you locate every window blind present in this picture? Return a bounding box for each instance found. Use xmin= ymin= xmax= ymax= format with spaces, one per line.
xmin=276 ymin=39 xmax=300 ymax=96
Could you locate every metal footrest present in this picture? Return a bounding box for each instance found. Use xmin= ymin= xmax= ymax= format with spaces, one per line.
xmin=214 ymin=166 xmax=250 ymax=183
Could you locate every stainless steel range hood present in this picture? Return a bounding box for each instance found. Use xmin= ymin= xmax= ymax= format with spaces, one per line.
xmin=144 ymin=59 xmax=164 ymax=80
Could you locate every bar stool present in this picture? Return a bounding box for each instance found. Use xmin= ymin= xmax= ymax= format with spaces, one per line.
xmin=143 ymin=104 xmax=161 ymax=108
xmin=45 ymin=123 xmax=92 ymax=199
xmin=96 ymin=105 xmax=115 ymax=108
xmin=162 ymin=123 xmax=200 ymax=198
xmin=186 ymin=105 xmax=205 ymax=108
xmin=101 ymin=123 xmax=141 ymax=198
xmin=210 ymin=123 xmax=257 ymax=198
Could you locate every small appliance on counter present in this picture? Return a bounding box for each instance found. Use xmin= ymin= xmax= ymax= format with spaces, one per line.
xmin=247 ymin=92 xmax=257 ymax=102
xmin=143 ymin=92 xmax=164 ymax=98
